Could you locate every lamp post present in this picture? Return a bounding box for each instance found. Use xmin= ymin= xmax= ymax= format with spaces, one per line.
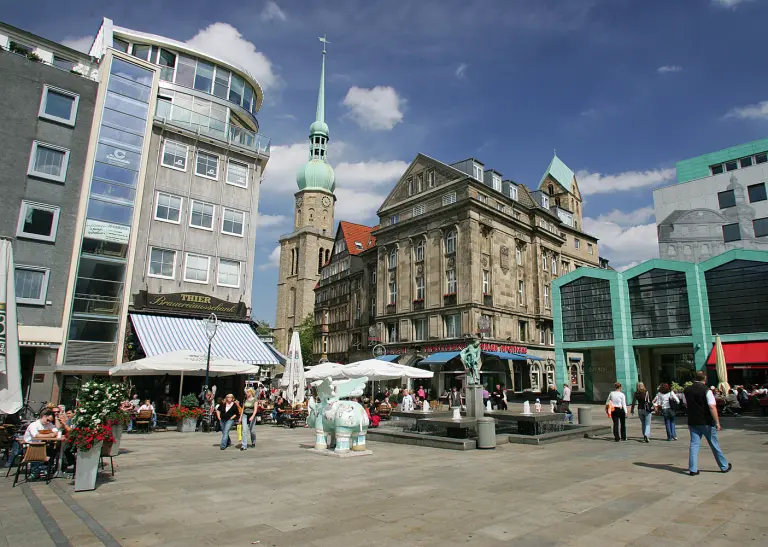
xmin=203 ymin=313 xmax=219 ymax=398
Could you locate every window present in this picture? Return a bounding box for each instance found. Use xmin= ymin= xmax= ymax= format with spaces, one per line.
xmin=574 ymin=238 xmax=580 ymax=250
xmin=549 ymin=330 xmax=554 ymax=345
xmin=184 ymin=253 xmax=210 ymax=283
xmin=588 ymin=243 xmax=594 ymax=255
xmin=542 ymin=252 xmax=548 ymax=271
xmin=753 ymin=218 xmax=768 ymax=238
xmin=53 ymin=56 xmax=76 ymax=71
xmin=226 ymin=160 xmax=248 ymax=187
xmin=14 ymin=267 xmax=49 ymax=305
xmin=445 ymin=229 xmax=457 ymax=254
xmin=158 ymin=49 xmax=176 ymax=81
xmin=518 ymin=280 xmax=525 ymax=304
xmin=407 ymin=177 xmax=413 ymax=196
xmin=372 ymin=268 xmax=377 ymax=284
xmin=756 ymin=153 xmax=768 ymax=165
xmin=213 ymin=67 xmax=230 ymax=98
xmin=27 ymin=141 xmax=69 ymax=182
xmin=222 ymin=208 xmax=245 ymax=236
xmin=725 ymin=160 xmax=738 ymax=172
xmin=413 ymin=203 xmax=425 ymax=216
xmin=552 ymin=257 xmax=557 ymax=274
xmin=154 ymin=193 xmax=182 ymax=224
xmin=148 ymin=247 xmax=176 ymax=279
xmin=196 ymin=150 xmax=219 ymax=179
xmin=509 ymin=185 xmax=518 ymax=201
xmin=415 ymin=276 xmax=425 ymax=300
xmin=480 ymin=314 xmax=493 ymax=338
xmin=194 ymin=59 xmax=214 ymax=92
xmin=414 ymin=318 xmax=427 ymax=341
xmin=544 ymin=285 xmax=550 ymax=308
xmin=39 ymin=85 xmax=79 ymax=125
xmin=445 ymin=314 xmax=460 ymax=338
xmin=516 ymin=246 xmax=522 ymax=265
xmin=446 ymin=269 xmax=457 ymax=294
xmin=388 ymin=248 xmax=397 ymax=269
xmin=473 ymin=163 xmax=483 ymax=181
xmin=113 ymin=38 xmax=129 ymax=52
xmin=388 ymin=281 xmax=397 ymax=305
xmin=217 ymin=258 xmax=240 ymax=288
xmin=740 ymin=156 xmax=753 ymax=168
xmin=496 ymin=203 xmax=505 ymax=213
xmin=519 ymin=320 xmax=527 ymax=342
xmin=415 ymin=239 xmax=425 ymax=262
xmin=16 ymin=201 xmax=59 ymax=242
xmin=442 ymin=192 xmax=457 ymax=206
xmin=748 ymin=183 xmax=767 ymax=203
xmin=541 ymin=195 xmax=550 ymax=209
xmin=482 ymin=270 xmax=490 ymax=294
xmin=390 ymin=214 xmax=399 ymax=225
xmin=416 ymin=173 xmax=423 ymax=193
xmin=427 ymin=170 xmax=435 ymax=188
xmin=562 ymin=261 xmax=570 ymax=274
xmin=718 ymin=190 xmax=736 ymax=209
xmin=710 ymin=164 xmax=724 ymax=175
xmin=387 ymin=322 xmax=399 ymax=343
xmin=162 ymin=140 xmax=188 ymax=171
xmin=539 ymin=328 xmax=545 ymax=344
xmin=492 ymin=175 xmax=502 ymax=191
xmin=131 ymin=43 xmax=151 ymax=61
xmin=190 ymin=200 xmax=214 ymax=230
xmin=722 ymin=223 xmax=741 ymax=243
xmin=478 ymin=194 xmax=488 ymax=204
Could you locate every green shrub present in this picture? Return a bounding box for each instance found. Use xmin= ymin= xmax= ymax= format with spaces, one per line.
xmin=180 ymin=393 xmax=199 ymax=408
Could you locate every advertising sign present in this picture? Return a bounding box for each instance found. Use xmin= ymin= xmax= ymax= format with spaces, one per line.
xmin=84 ymin=219 xmax=130 ymax=244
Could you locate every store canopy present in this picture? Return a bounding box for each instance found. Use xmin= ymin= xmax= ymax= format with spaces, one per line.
xmin=420 ymin=352 xmax=461 ymax=364
xmin=130 ymin=314 xmax=279 ymax=365
xmin=266 ymin=343 xmax=286 ymax=365
xmin=483 ymin=351 xmax=528 ymax=361
xmin=109 ymin=350 xmax=261 ymax=376
xmin=706 ymin=341 xmax=768 ymax=365
xmin=375 ymin=355 xmax=400 ymax=362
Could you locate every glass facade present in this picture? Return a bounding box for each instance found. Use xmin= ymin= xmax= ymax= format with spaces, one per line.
xmin=561 ymin=277 xmax=613 ymax=342
xmin=627 ymin=269 xmax=691 ymax=338
xmin=706 ymin=260 xmax=768 ymax=334
xmin=67 ymin=56 xmax=155 ymax=353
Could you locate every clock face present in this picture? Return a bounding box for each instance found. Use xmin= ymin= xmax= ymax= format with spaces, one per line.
xmin=295 ymin=197 xmax=303 ymax=208
xmin=322 ymin=196 xmax=331 ymax=207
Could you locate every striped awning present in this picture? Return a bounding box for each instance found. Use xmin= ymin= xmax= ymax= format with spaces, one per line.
xmin=129 ymin=314 xmax=279 ymax=365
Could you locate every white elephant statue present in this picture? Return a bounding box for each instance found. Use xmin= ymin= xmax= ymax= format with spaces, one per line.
xmin=309 ymin=377 xmax=370 ymax=453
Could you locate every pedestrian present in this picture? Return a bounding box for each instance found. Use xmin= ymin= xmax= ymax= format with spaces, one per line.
xmin=561 ymin=383 xmax=572 ymax=414
xmin=630 ymin=382 xmax=653 ymax=443
xmin=215 ymin=394 xmax=241 ymax=450
xmin=546 ymin=384 xmax=560 ymax=413
xmin=482 ymin=386 xmax=490 ymax=408
xmin=606 ymin=382 xmax=628 ymax=442
xmin=400 ymin=389 xmax=415 ymax=412
xmin=684 ymin=370 xmax=731 ymax=476
xmin=239 ymin=388 xmax=258 ymax=451
xmin=449 ymin=386 xmax=462 ymax=409
xmin=653 ymin=383 xmax=679 ymax=441
xmin=492 ymin=384 xmax=507 ymax=410
xmin=417 ymin=385 xmax=426 ymax=400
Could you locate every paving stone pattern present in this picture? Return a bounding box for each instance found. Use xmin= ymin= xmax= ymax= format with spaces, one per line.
xmin=1 ymin=413 xmax=767 ymax=547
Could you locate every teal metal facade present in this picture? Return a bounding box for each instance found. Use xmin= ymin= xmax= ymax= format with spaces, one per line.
xmin=675 ymin=137 xmax=768 ymax=184
xmin=552 ymin=249 xmax=768 ymax=400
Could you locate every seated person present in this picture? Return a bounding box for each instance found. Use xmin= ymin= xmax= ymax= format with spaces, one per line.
xmin=272 ymin=397 xmax=288 ymax=423
xmin=56 ymin=409 xmax=76 ymax=472
xmin=139 ymin=400 xmax=156 ymax=427
xmin=21 ymin=409 xmax=58 ymax=476
xmin=370 ymin=409 xmax=381 ymax=428
xmin=724 ymin=389 xmax=742 ymax=415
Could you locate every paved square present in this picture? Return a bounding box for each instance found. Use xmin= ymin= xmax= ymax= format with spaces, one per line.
xmin=2 ymin=412 xmax=767 ymax=547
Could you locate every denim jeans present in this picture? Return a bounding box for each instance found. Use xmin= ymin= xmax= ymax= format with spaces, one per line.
xmin=241 ymin=414 xmax=256 ymax=450
xmin=663 ymin=409 xmax=676 ymax=439
xmin=637 ymin=409 xmax=651 ymax=438
xmin=220 ymin=419 xmax=235 ymax=449
xmin=5 ymin=439 xmax=21 ymax=467
xmin=688 ymin=425 xmax=729 ymax=473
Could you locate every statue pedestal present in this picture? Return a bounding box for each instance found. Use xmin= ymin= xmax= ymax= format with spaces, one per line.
xmin=465 ymin=386 xmax=484 ymax=419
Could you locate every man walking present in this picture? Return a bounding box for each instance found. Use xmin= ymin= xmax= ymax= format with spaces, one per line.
xmin=215 ymin=394 xmax=241 ymax=450
xmin=684 ymin=371 xmax=732 ymax=476
xmin=562 ymin=383 xmax=573 ymax=422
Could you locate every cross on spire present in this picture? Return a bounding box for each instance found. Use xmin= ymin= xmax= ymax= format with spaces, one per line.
xmin=319 ymin=34 xmax=330 ymax=54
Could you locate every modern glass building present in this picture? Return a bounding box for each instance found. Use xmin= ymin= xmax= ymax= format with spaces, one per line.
xmin=552 ymin=249 xmax=768 ymax=400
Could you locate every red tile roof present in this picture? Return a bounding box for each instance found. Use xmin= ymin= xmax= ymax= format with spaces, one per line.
xmin=340 ymin=221 xmax=377 ymax=255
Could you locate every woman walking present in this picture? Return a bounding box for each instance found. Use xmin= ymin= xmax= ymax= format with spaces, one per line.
xmin=606 ymin=382 xmax=628 ymax=442
xmin=630 ymin=382 xmax=653 ymax=442
xmin=240 ymin=388 xmax=258 ymax=451
xmin=653 ymin=383 xmax=679 ymax=441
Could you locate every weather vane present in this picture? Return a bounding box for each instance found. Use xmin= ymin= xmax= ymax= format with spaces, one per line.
xmin=319 ymin=34 xmax=330 ymax=54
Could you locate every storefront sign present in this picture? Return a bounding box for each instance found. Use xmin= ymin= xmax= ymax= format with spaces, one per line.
xmin=132 ymin=290 xmax=246 ymax=318
xmin=84 ymin=219 xmax=130 ymax=244
xmin=387 ymin=342 xmax=528 ymax=355
xmin=0 ymin=303 xmax=6 ymax=360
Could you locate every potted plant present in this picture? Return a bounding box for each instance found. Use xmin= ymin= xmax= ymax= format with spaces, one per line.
xmin=103 ymin=383 xmax=131 ymax=457
xmin=169 ymin=394 xmax=204 ymax=432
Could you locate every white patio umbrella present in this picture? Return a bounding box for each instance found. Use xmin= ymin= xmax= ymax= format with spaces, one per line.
xmin=340 ymin=359 xmax=433 ymax=399
xmin=0 ymin=240 xmax=22 ymax=414
xmin=281 ymin=331 xmax=305 ymax=405
xmin=714 ymin=335 xmax=730 ymax=394
xmin=304 ymin=361 xmax=345 ymax=380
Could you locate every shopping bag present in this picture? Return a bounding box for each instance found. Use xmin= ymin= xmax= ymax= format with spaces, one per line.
xmin=236 ymin=424 xmax=242 ymax=442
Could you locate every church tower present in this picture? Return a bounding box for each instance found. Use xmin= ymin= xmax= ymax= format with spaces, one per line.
xmin=274 ymin=36 xmax=336 ymax=354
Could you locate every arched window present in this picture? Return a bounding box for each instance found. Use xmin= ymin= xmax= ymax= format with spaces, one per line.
xmin=415 ymin=239 xmax=425 ymax=262
xmin=308 ymin=208 xmax=314 ymax=222
xmin=296 ymin=209 xmax=302 ymax=226
xmin=290 ymin=248 xmax=295 ymax=275
xmin=389 ymin=248 xmax=397 ymax=269
xmin=548 ymin=184 xmax=554 ymax=196
xmin=325 ymin=249 xmax=330 ymax=263
xmin=530 ymin=363 xmax=542 ymax=392
xmin=445 ymin=229 xmax=457 ymax=254
xmin=318 ymin=248 xmax=324 ymax=274
xmin=545 ymin=362 xmax=555 ymax=389
xmin=289 ymin=288 xmax=296 ymax=317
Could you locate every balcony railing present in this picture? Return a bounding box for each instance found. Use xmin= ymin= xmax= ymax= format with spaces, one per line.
xmin=155 ymin=100 xmax=270 ymax=157
xmin=413 ymin=300 xmax=425 ymax=311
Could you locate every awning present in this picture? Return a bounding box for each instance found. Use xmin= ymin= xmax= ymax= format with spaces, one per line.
xmin=483 ymin=351 xmax=528 ymax=361
xmin=130 ymin=314 xmax=279 ymax=365
xmin=523 ymin=354 xmax=545 ymax=362
xmin=266 ymin=343 xmax=286 ymax=365
xmin=420 ymin=351 xmax=461 ymax=364
xmin=376 ymin=355 xmax=400 ymax=362
xmin=705 ymin=341 xmax=768 ymax=366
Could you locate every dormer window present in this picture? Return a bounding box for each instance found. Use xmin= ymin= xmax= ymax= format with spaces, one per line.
xmin=427 ymin=170 xmax=435 ymax=188
xmin=407 ymin=177 xmax=414 ymax=196
xmin=473 ymin=163 xmax=483 ymax=181
xmin=492 ymin=175 xmax=502 ymax=192
xmin=542 ymin=195 xmax=550 ymax=209
xmin=354 ymin=241 xmax=363 ymax=250
xmin=509 ymin=185 xmax=518 ymax=201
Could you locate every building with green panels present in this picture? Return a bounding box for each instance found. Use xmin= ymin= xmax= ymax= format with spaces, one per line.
xmin=552 ymin=249 xmax=768 ymax=401
xmin=675 ymin=137 xmax=768 ymax=184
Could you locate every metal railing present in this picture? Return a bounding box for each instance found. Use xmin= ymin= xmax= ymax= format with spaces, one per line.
xmin=155 ymin=100 xmax=270 ymax=157
xmin=1 ymin=43 xmax=97 ymax=80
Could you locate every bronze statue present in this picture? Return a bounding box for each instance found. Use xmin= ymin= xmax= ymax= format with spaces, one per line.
xmin=460 ymin=339 xmax=482 ymax=386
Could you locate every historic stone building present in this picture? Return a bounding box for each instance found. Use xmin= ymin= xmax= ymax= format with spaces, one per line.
xmin=274 ymin=39 xmax=336 ymax=353
xmin=313 ymin=152 xmax=600 ymax=395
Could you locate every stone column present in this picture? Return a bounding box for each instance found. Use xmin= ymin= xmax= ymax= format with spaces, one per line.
xmin=465 ymin=385 xmax=484 ymax=418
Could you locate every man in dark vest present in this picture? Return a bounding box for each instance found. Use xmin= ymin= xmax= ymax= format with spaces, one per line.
xmin=683 ymin=371 xmax=732 ymax=476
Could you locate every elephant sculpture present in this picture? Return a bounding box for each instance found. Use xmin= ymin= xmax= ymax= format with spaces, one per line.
xmin=308 ymin=377 xmax=370 ymax=453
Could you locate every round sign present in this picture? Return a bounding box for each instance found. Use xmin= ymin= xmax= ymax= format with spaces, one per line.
xmin=372 ymin=344 xmax=386 ymax=358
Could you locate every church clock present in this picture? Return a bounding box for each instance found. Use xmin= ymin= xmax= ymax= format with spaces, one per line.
xmin=322 ymin=196 xmax=331 ymax=207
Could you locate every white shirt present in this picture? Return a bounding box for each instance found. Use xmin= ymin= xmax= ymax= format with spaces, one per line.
xmin=130 ymin=399 xmax=140 ymax=409
xmin=705 ymin=390 xmax=716 ymax=406
xmin=562 ymin=386 xmax=571 ymax=402
xmin=139 ymin=404 xmax=154 ymax=412
xmin=606 ymin=391 xmax=627 ymax=411
xmin=24 ymin=419 xmax=58 ymax=442
xmin=400 ymin=394 xmax=414 ymax=411
xmin=653 ymin=392 xmax=679 ymax=410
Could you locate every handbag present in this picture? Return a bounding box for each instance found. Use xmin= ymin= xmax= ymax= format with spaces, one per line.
xmin=606 ymin=400 xmax=614 ymax=417
xmin=643 ymin=392 xmax=653 ymax=413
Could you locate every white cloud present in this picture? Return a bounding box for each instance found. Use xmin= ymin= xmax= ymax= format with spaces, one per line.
xmin=258 ymin=246 xmax=282 ymax=270
xmin=616 ymin=261 xmax=642 ymax=272
xmin=455 ymin=63 xmax=468 ymax=79
xmin=186 ymin=23 xmax=279 ymax=91
xmin=61 ymin=36 xmax=93 ymax=54
xmin=260 ymin=1 xmax=287 ymax=21
xmin=657 ymin=65 xmax=682 ymax=73
xmin=584 ymin=217 xmax=659 ymax=270
xmin=577 ymin=167 xmax=675 ymax=196
xmin=724 ymin=100 xmax=768 ymax=121
xmin=596 ymin=206 xmax=655 ymax=226
xmin=712 ymin=0 xmax=753 ymax=8
xmin=343 ymin=86 xmax=405 ymax=131
xmin=257 ymin=214 xmax=289 ymax=228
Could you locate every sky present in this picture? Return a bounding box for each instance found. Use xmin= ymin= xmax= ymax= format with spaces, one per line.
xmin=7 ymin=0 xmax=768 ymax=324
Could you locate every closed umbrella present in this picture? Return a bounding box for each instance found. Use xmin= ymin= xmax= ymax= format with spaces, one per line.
xmin=0 ymin=240 xmax=22 ymax=414
xmin=714 ymin=335 xmax=730 ymax=393
xmin=281 ymin=331 xmax=305 ymax=406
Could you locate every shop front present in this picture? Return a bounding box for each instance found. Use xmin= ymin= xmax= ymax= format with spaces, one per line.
xmin=705 ymin=341 xmax=768 ymax=387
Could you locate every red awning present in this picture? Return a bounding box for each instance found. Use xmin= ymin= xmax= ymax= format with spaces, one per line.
xmin=705 ymin=341 xmax=768 ymax=365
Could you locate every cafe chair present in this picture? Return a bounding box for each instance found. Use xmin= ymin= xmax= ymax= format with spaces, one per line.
xmin=13 ymin=442 xmax=49 ymax=487
xmin=100 ymin=442 xmax=115 ymax=476
xmin=135 ymin=410 xmax=153 ymax=433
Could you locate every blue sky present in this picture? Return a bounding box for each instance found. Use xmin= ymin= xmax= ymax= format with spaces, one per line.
xmin=7 ymin=0 xmax=768 ymax=324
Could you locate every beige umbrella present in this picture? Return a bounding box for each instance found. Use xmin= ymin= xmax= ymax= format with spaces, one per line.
xmin=714 ymin=335 xmax=730 ymax=394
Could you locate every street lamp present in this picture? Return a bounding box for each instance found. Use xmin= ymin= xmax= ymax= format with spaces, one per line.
xmin=203 ymin=313 xmax=220 ymax=398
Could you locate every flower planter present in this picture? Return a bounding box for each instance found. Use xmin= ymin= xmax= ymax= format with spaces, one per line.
xmin=75 ymin=441 xmax=103 ymax=492
xmin=177 ymin=417 xmax=197 ymax=433
xmin=108 ymin=425 xmax=123 ymax=456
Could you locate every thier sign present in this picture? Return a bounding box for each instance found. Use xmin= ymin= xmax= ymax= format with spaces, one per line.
xmin=132 ymin=291 xmax=247 ymax=319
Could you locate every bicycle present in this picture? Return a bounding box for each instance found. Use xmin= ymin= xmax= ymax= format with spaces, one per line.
xmin=19 ymin=400 xmax=48 ymax=422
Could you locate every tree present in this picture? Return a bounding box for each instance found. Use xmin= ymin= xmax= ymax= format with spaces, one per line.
xmin=253 ymin=319 xmax=272 ymax=336
xmin=296 ymin=313 xmax=315 ymax=365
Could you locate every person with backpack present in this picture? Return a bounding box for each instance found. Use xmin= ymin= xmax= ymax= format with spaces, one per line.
xmin=653 ymin=383 xmax=680 ymax=441
xmin=630 ymin=382 xmax=653 ymax=443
